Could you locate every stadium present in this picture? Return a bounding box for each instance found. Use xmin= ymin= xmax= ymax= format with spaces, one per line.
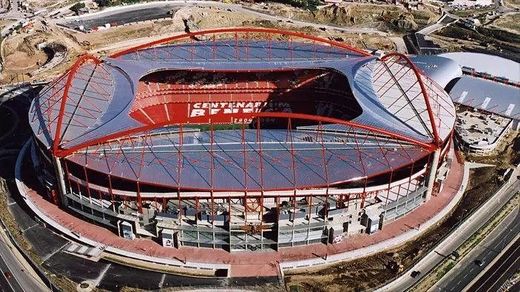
xmin=28 ymin=27 xmax=456 ymax=252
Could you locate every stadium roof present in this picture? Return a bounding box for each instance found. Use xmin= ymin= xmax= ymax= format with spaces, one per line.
xmin=412 ymin=54 xmax=519 ymax=120
xmin=29 ymin=28 xmax=455 ymax=192
xmin=449 ymin=76 xmax=519 ymax=119
xmin=409 ymin=55 xmax=462 ymax=88
xmin=440 ymin=52 xmax=520 ymax=83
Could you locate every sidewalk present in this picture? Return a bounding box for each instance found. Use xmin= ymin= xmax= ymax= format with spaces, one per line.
xmin=281 ymin=147 xmax=467 ymax=270
xmin=16 ymin=140 xmax=465 ymax=277
xmin=0 ymin=215 xmax=49 ymax=291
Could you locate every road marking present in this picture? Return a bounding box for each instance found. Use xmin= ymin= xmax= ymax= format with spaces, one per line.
xmin=21 ymin=224 xmax=38 ymax=233
xmin=473 ymin=239 xmax=520 ymax=291
xmin=7 ymin=201 xmax=17 ymax=206
xmin=93 ymin=263 xmax=110 ymax=287
xmin=41 ymin=242 xmax=67 ymax=262
xmin=158 ymin=273 xmax=166 ymax=288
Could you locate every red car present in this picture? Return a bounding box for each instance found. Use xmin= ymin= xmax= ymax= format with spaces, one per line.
xmin=4 ymin=271 xmax=12 ymax=279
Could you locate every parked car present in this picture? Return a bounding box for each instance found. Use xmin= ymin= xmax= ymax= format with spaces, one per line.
xmin=474 ymin=259 xmax=484 ymax=267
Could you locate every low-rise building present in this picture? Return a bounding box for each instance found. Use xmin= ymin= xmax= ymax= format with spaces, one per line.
xmin=455 ymin=108 xmax=513 ymax=154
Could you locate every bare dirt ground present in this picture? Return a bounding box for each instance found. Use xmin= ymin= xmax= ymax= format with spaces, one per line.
xmin=0 ymin=4 xmax=395 ymax=84
xmin=490 ymin=12 xmax=520 ymax=35
xmin=0 ymin=20 xmax=79 ymax=83
xmin=466 ymin=131 xmax=520 ymax=168
xmin=25 ymin=0 xmax=75 ymax=9
xmin=248 ymin=3 xmax=439 ymax=32
xmin=432 ymin=23 xmax=520 ymax=62
xmin=0 ymin=19 xmax=13 ymax=30
xmin=3 ymin=34 xmax=48 ymax=71
xmin=429 ymin=3 xmax=519 ymax=59
xmin=504 ymin=0 xmax=520 ymax=9
xmin=284 ymin=132 xmax=520 ymax=292
xmin=77 ymin=5 xmax=395 ymax=55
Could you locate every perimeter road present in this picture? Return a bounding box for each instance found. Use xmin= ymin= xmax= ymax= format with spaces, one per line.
xmin=0 ymin=225 xmax=49 ymax=292
xmin=431 ymin=203 xmax=519 ymax=291
xmin=57 ymin=0 xmax=387 ymax=36
xmin=466 ymin=233 xmax=520 ymax=291
xmin=377 ymin=165 xmax=520 ymax=292
xmin=0 ymin=236 xmax=21 ymax=292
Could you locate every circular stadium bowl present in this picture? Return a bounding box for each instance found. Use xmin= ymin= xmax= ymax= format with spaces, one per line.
xmin=28 ymin=27 xmax=455 ymax=251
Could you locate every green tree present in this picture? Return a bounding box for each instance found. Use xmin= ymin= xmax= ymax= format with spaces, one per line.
xmin=70 ymin=2 xmax=86 ymax=14
xmin=271 ymin=0 xmax=321 ymax=11
xmin=95 ymin=0 xmax=112 ymax=7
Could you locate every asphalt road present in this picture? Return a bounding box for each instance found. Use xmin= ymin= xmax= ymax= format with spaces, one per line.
xmin=0 ymin=243 xmax=19 ymax=292
xmin=468 ymin=236 xmax=520 ymax=292
xmin=0 ymin=232 xmax=47 ymax=292
xmin=377 ymin=170 xmax=520 ymax=292
xmin=62 ymin=5 xmax=178 ymax=31
xmin=59 ymin=0 xmax=386 ymax=35
xmin=433 ymin=206 xmax=520 ymax=291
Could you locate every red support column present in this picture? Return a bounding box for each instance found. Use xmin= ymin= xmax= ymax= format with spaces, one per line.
xmin=82 ymin=165 xmax=92 ymax=202
xmin=287 ymin=118 xmax=297 ymax=225
xmin=318 ymin=122 xmax=330 ymax=211
xmin=177 ymin=124 xmax=184 ymax=226
xmin=351 ymin=134 xmax=368 ymax=209
xmin=136 ymin=181 xmax=143 ymax=213
xmin=241 ymin=123 xmax=248 ymax=224
xmin=210 ymin=122 xmax=215 ymax=223
xmin=256 ymin=118 xmax=265 ymax=206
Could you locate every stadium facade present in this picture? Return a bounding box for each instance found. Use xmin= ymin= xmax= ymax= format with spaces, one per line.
xmin=28 ymin=28 xmax=456 ymax=252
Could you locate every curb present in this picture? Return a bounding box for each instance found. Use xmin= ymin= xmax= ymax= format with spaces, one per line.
xmin=16 ymin=140 xmax=230 ymax=273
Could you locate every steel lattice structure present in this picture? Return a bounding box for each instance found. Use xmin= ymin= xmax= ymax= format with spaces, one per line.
xmin=29 ymin=28 xmax=456 ymax=251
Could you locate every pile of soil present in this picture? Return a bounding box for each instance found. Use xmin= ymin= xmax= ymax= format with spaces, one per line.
xmin=3 ymin=36 xmax=48 ymax=71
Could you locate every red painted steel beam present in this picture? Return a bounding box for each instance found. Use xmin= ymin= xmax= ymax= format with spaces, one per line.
xmin=381 ymin=53 xmax=441 ymax=147
xmin=109 ymin=27 xmax=371 ymax=58
xmin=67 ymin=149 xmax=429 ymax=195
xmin=52 ymin=54 xmax=102 ymax=156
xmin=54 ymin=110 xmax=435 ymax=158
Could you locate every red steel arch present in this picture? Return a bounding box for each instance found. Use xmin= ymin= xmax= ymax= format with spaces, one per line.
xmin=50 ymin=31 xmax=445 ymax=158
xmin=109 ymin=26 xmax=372 ymax=58
xmin=380 ymin=53 xmax=441 ymax=146
xmin=55 ymin=111 xmax=436 ymax=158
xmin=52 ymin=54 xmax=103 ymax=156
